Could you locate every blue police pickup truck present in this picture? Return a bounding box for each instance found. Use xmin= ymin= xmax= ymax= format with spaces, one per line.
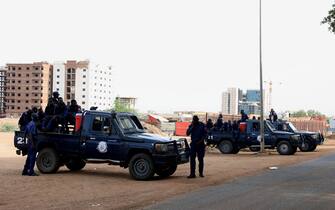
xmin=206 ymin=120 xmax=302 ymax=155
xmin=271 ymin=120 xmax=324 ymax=152
xmin=14 ymin=111 xmax=190 ymax=180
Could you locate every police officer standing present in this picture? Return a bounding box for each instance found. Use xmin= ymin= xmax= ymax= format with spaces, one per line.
xmin=240 ymin=110 xmax=249 ymax=122
xmin=186 ymin=116 xmax=207 ymax=178
xmin=269 ymin=108 xmax=278 ymax=122
xmin=22 ymin=114 xmax=39 ymax=176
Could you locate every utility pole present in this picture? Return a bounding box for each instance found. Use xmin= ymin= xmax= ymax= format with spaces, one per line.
xmin=259 ymin=0 xmax=265 ymax=153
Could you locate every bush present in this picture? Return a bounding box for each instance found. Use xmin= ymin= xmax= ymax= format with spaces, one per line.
xmin=0 ymin=123 xmax=17 ymax=132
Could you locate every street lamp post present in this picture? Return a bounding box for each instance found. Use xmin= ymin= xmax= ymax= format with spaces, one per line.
xmin=259 ymin=0 xmax=265 ymax=153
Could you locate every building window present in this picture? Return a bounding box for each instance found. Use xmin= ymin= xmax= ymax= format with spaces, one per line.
xmin=82 ymin=88 xmax=85 ymax=91
xmin=83 ymin=75 xmax=86 ymax=78
xmin=26 ymin=81 xmax=29 ymax=83
xmin=82 ymin=101 xmax=85 ymax=104
xmin=26 ymin=100 xmax=28 ymax=103
xmin=82 ymin=95 xmax=85 ymax=98
xmin=26 ymin=87 xmax=29 ymax=90
xmin=26 ymin=74 xmax=29 ymax=77
xmin=83 ymin=69 xmax=86 ymax=72
xmin=56 ymin=88 xmax=59 ymax=91
xmin=18 ymin=93 xmax=21 ymax=96
xmin=57 ymin=69 xmax=60 ymax=72
xmin=26 ymin=67 xmax=30 ymax=70
xmin=18 ymin=100 xmax=21 ymax=103
xmin=57 ymin=75 xmax=60 ymax=78
xmin=56 ymin=82 xmax=59 ymax=84
xmin=18 ymin=67 xmax=21 ymax=70
xmin=18 ymin=80 xmax=21 ymax=83
xmin=83 ymin=82 xmax=86 ymax=85
xmin=26 ymin=94 xmax=29 ymax=97
xmin=35 ymin=67 xmax=39 ymax=70
xmin=34 ymin=100 xmax=38 ymax=103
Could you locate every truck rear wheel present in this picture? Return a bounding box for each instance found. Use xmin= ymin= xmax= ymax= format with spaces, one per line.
xmin=277 ymin=141 xmax=294 ymax=155
xmin=155 ymin=164 xmax=177 ymax=178
xmin=65 ymin=159 xmax=86 ymax=171
xmin=129 ymin=153 xmax=155 ymax=180
xmin=218 ymin=140 xmax=234 ymax=154
xmin=37 ymin=148 xmax=60 ymax=173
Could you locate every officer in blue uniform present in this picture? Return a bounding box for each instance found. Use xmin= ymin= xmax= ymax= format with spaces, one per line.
xmin=240 ymin=110 xmax=249 ymax=122
xmin=186 ymin=115 xmax=207 ymax=178
xmin=22 ymin=114 xmax=39 ymax=176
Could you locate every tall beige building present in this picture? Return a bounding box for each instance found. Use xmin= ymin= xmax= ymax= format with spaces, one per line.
xmin=5 ymin=62 xmax=52 ymax=116
xmin=0 ymin=67 xmax=6 ymax=118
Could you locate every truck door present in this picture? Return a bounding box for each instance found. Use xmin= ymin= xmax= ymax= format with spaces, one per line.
xmin=249 ymin=122 xmax=271 ymax=146
xmin=84 ymin=115 xmax=118 ymax=160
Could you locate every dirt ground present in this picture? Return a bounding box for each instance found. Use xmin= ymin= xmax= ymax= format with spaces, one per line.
xmin=1 ymin=132 xmax=335 ymax=210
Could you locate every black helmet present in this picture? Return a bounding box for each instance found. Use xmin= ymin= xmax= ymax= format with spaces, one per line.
xmin=52 ymin=91 xmax=59 ymax=98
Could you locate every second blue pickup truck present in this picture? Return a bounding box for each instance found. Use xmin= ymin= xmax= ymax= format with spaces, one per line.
xmin=14 ymin=111 xmax=190 ymax=180
xmin=206 ymin=120 xmax=302 ymax=155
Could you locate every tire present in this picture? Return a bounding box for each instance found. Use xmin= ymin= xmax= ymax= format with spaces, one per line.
xmin=36 ymin=148 xmax=60 ymax=173
xmin=276 ymin=141 xmax=294 ymax=155
xmin=129 ymin=153 xmax=155 ymax=180
xmin=249 ymin=147 xmax=260 ymax=152
xmin=65 ymin=159 xmax=86 ymax=171
xmin=299 ymin=140 xmax=312 ymax=152
xmin=155 ymin=164 xmax=177 ymax=178
xmin=218 ymin=140 xmax=234 ymax=154
xmin=232 ymin=147 xmax=240 ymax=154
xmin=308 ymin=144 xmax=317 ymax=152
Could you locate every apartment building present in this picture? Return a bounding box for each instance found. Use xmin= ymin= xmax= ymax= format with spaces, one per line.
xmin=53 ymin=60 xmax=113 ymax=110
xmin=222 ymin=88 xmax=242 ymax=115
xmin=5 ymin=62 xmax=52 ymax=116
xmin=0 ymin=67 xmax=6 ymax=118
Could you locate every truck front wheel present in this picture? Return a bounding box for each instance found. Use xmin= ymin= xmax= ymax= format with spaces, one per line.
xmin=129 ymin=153 xmax=155 ymax=180
xmin=156 ymin=164 xmax=177 ymax=178
xmin=36 ymin=148 xmax=60 ymax=173
xmin=218 ymin=140 xmax=234 ymax=154
xmin=65 ymin=159 xmax=86 ymax=171
xmin=308 ymin=144 xmax=317 ymax=152
xmin=277 ymin=141 xmax=294 ymax=155
xmin=299 ymin=140 xmax=312 ymax=152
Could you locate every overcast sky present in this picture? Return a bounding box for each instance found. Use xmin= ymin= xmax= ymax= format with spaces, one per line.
xmin=1 ymin=0 xmax=334 ymax=115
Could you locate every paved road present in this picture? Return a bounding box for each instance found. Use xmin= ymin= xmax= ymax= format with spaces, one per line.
xmin=146 ymin=153 xmax=335 ymax=210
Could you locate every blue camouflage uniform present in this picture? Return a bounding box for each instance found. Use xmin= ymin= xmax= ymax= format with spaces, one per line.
xmin=22 ymin=120 xmax=38 ymax=176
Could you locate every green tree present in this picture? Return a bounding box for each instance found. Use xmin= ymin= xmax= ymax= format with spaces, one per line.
xmin=111 ymin=98 xmax=136 ymax=113
xmin=290 ymin=110 xmax=307 ymax=117
xmin=322 ymin=4 xmax=335 ymax=33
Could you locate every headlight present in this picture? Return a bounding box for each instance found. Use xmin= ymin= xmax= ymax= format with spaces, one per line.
xmin=179 ymin=140 xmax=186 ymax=148
xmin=155 ymin=144 xmax=168 ymax=153
xmin=311 ymin=134 xmax=318 ymax=140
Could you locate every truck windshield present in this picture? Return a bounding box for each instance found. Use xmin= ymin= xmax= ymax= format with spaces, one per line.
xmin=117 ymin=116 xmax=144 ymax=133
xmin=288 ymin=122 xmax=298 ymax=132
